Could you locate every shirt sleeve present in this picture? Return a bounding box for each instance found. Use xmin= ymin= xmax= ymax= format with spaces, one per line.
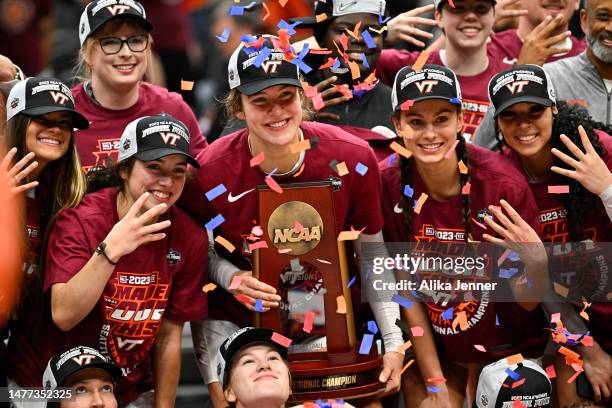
xmin=164 ymin=222 xmax=209 ymax=322
xmin=377 ymin=49 xmax=419 ymax=86
xmin=44 ymin=209 xmax=96 ymax=291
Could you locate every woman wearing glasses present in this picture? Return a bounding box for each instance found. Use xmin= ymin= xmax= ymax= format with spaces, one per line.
xmin=71 ymin=0 xmax=206 ymax=172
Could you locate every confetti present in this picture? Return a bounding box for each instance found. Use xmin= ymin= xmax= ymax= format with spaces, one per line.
xmin=336 ymin=295 xmax=347 ymax=314
xmin=495 ymin=314 xmax=500 ymax=326
xmin=398 ymin=340 xmax=412 ymax=354
xmin=205 ymin=214 xmax=225 ymax=231
xmin=474 ymin=344 xmax=487 ymax=352
xmin=229 ymin=276 xmax=242 ymax=290
xmin=411 ymin=326 xmax=424 ymax=337
xmin=252 ymin=225 xmax=263 ymax=236
xmin=289 ymin=139 xmax=311 ymax=154
xmin=262 ymin=2 xmax=271 ymax=20
xmin=311 ymin=93 xmax=325 ymax=111
xmin=278 ymin=248 xmax=293 ymax=254
xmin=316 ymin=13 xmax=328 ymax=22
xmin=205 ymin=184 xmax=227 ymax=201
xmin=567 ymin=371 xmax=581 ymax=384
xmin=548 ymin=185 xmax=569 ymax=194
xmin=499 ymin=268 xmax=519 ymax=279
xmin=215 ymin=235 xmax=236 ymax=253
xmin=253 ymin=47 xmax=272 ymax=68
xmin=392 ymin=294 xmax=413 ymax=309
xmin=235 ymin=295 xmax=251 ymax=304
xmin=202 ymin=283 xmax=217 ymax=293
xmin=497 ymin=248 xmax=513 ymax=266
xmin=347 ymin=275 xmax=357 ymax=288
xmin=361 ymin=30 xmax=376 ymax=48
xmin=545 ymin=365 xmax=556 ymax=379
xmin=359 ymin=334 xmax=374 ymax=354
xmin=554 ymin=282 xmax=570 ymax=298
xmin=445 ymin=140 xmax=460 ymax=159
xmin=355 ymin=162 xmax=369 ymax=175
xmin=400 ymin=99 xmax=414 ymax=111
xmin=180 ymin=80 xmax=194 ymax=91
xmin=278 ymin=0 xmax=288 ymax=6
xmin=580 ymin=310 xmax=589 ymax=321
xmin=403 ymin=185 xmax=414 ymax=197
xmin=294 ymin=220 xmax=303 ymax=232
xmin=254 ymin=299 xmax=264 ymax=312
xmin=400 ymin=359 xmax=415 ymax=375
xmin=249 ymin=241 xmax=268 ymax=251
xmin=336 ymin=161 xmax=349 ymax=176
xmin=412 ymin=51 xmax=431 ymax=71
xmin=581 ymin=336 xmax=593 ymax=346
xmin=453 ymin=311 xmax=469 ymax=331
xmin=216 ymin=28 xmax=231 ymax=43
xmin=558 ymin=346 xmax=581 ymax=362
xmin=265 ymin=176 xmax=284 ymax=194
xmin=293 ymin=163 xmax=306 ymax=177
xmin=338 ymin=230 xmax=361 ymax=241
xmin=413 ymin=193 xmax=428 ymax=214
xmin=458 ymin=160 xmax=468 ymax=174
xmin=303 ymin=311 xmax=314 ymax=333
xmin=316 ymin=258 xmax=332 ymax=264
xmin=360 ymin=53 xmax=370 ymax=69
xmin=367 ymin=320 xmax=379 ymax=334
xmin=462 ymin=182 xmax=471 ymax=195
xmin=427 ymin=377 xmax=447 ymax=383
xmin=512 ymin=401 xmax=526 ymax=408
xmin=250 ymin=152 xmax=264 ymax=167
xmin=426 ymin=386 xmax=440 ymax=393
xmin=271 ymin=332 xmax=292 ymax=348
xmin=390 ymin=141 xmax=413 ymax=159
xmin=512 ymin=378 xmax=526 ymax=389
xmin=348 ymin=60 xmax=360 ymax=80
xmin=442 ymin=307 xmax=454 ymax=320
xmin=506 ymin=354 xmax=524 ymax=365
xmin=229 ymin=5 xmax=245 ymax=15
xmin=472 ymin=216 xmax=487 ymax=230
xmin=505 ymin=368 xmax=521 ymax=381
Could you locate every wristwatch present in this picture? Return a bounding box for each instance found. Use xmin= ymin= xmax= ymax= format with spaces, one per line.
xmin=96 ymin=242 xmax=117 ymax=265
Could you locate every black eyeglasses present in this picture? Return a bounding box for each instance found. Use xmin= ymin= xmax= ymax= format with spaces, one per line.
xmin=98 ymin=34 xmax=148 ymax=55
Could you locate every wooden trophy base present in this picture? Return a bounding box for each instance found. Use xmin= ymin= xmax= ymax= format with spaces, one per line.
xmin=289 ymin=351 xmax=384 ymax=401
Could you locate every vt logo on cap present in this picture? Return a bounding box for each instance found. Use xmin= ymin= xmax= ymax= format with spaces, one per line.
xmin=72 ymin=354 xmax=97 ymax=366
xmin=50 ymin=91 xmax=70 ymax=105
xmin=106 ymin=4 xmax=132 ymax=15
xmin=415 ymin=80 xmax=440 ymax=94
xmin=505 ymin=80 xmax=530 ymax=95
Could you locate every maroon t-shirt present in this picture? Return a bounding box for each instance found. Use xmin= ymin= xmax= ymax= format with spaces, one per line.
xmin=380 ymin=143 xmax=547 ymax=363
xmin=71 ymin=82 xmax=207 ymax=171
xmin=14 ymin=188 xmax=209 ymax=404
xmin=377 ymin=49 xmax=507 ymax=141
xmin=180 ymin=121 xmax=384 ymax=327
xmin=488 ymin=29 xmax=586 ymax=65
xmin=337 ymin=125 xmax=396 ymax=162
xmin=503 ymin=131 xmax=612 ymax=353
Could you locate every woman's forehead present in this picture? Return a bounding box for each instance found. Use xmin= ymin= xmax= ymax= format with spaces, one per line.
xmin=94 ymin=19 xmax=146 ymax=37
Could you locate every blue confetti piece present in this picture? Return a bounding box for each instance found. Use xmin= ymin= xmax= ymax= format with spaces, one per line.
xmin=239 ymin=34 xmax=257 ymax=43
xmin=347 ymin=275 xmax=357 ymax=288
xmin=367 ymin=320 xmax=379 ymax=334
xmin=507 ymin=251 xmax=521 ymax=261
xmin=254 ymin=299 xmax=263 ymax=312
xmin=403 ymin=185 xmax=414 ymax=197
xmin=353 ymin=89 xmax=366 ymax=97
xmin=205 ymin=214 xmax=225 ymax=231
xmin=291 ymin=44 xmax=313 ymax=74
xmin=495 ymin=314 xmax=500 ymax=326
xmin=379 ymin=14 xmax=392 ymax=25
xmin=391 ymin=294 xmax=413 ymax=309
xmin=449 ymin=97 xmax=462 ymax=104
xmin=427 ymin=386 xmax=441 ymax=393
xmin=205 ymin=184 xmax=227 ymax=201
xmin=499 ymin=268 xmax=519 ymax=279
xmin=413 ymin=199 xmax=418 ymax=209
xmin=355 ymin=162 xmax=369 ymax=176
xmin=253 ymin=47 xmax=272 ymax=68
xmin=228 ymin=6 xmax=244 ymax=15
xmin=442 ymin=307 xmax=454 ymax=321
xmin=360 ymin=53 xmax=370 ymax=69
xmin=216 ymin=28 xmax=231 ymax=43
xmin=388 ymin=154 xmax=396 ymax=166
xmin=267 ymin=167 xmax=278 ymax=177
xmin=358 ymin=334 xmax=374 ymax=355
xmin=505 ymin=368 xmax=521 ymax=381
xmin=527 ymin=278 xmax=532 ymax=288
xmin=361 ymin=30 xmax=376 ymax=48
xmin=277 ymin=19 xmax=301 ymax=35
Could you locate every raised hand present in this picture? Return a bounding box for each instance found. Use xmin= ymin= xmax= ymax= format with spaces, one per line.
xmin=104 ymin=192 xmax=171 ymax=263
xmin=517 ymin=14 xmax=571 ymax=65
xmin=311 ymin=75 xmax=352 ymax=122
xmin=229 ymin=271 xmax=281 ymax=312
xmin=551 ymin=125 xmax=612 ymax=196
xmin=493 ymin=0 xmax=528 ymax=32
xmin=1 ymin=147 xmax=39 ymax=194
xmin=386 ymin=4 xmax=437 ymax=48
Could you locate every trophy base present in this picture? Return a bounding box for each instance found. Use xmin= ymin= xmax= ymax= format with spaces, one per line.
xmin=289 ymin=352 xmax=384 ymax=401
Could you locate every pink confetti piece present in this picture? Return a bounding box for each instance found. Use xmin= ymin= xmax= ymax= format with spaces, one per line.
xmin=229 ymin=276 xmax=242 ymax=290
xmin=445 ymin=140 xmax=460 ymax=159
xmin=303 ymin=311 xmax=314 ymax=333
xmin=567 ymin=370 xmax=581 ymax=384
xmin=474 ymin=344 xmax=486 ymax=352
xmin=250 ymin=152 xmax=264 ymax=167
xmin=462 ymin=182 xmax=471 ymax=195
xmin=497 ymin=248 xmax=513 ymax=266
xmin=472 ymin=217 xmax=487 ymax=230
xmin=271 ymin=332 xmax=292 ymax=348
xmin=265 ymin=176 xmax=284 ymax=193
xmin=581 ymin=336 xmax=593 ymax=347
xmin=548 ymin=185 xmax=570 ymax=194
xmin=311 ymin=93 xmax=325 ymax=111
xmin=294 ymin=221 xmax=303 ymax=232
xmin=512 ymin=378 xmax=526 ymax=389
xmin=249 ymin=241 xmax=269 ymax=251
xmin=410 ymin=326 xmax=424 ymax=337
xmin=278 ymin=248 xmax=293 ymax=254
xmin=252 ymin=225 xmax=263 ymax=236
xmin=316 ymin=258 xmax=332 ymax=264
xmin=512 ymin=400 xmax=526 ymax=408
xmin=400 ymin=100 xmax=414 ymax=111
xmin=551 ymin=312 xmax=561 ymax=323
xmin=545 ymin=365 xmax=556 ymax=379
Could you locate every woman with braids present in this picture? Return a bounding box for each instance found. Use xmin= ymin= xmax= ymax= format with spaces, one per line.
xmin=380 ymin=64 xmax=550 ymax=408
xmin=1 ymin=77 xmax=89 ymax=407
xmin=488 ymin=65 xmax=612 ymax=406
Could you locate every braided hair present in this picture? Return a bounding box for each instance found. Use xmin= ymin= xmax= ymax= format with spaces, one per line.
xmin=494 ymin=101 xmax=611 ymax=241
xmin=398 ymin=132 xmax=472 ymax=242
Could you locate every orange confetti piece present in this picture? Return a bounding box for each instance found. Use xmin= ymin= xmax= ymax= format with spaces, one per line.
xmin=278 ymin=248 xmax=292 ymax=254
xmin=311 ymin=93 xmax=325 ymax=111
xmin=262 ymin=2 xmax=270 ymax=20
xmin=293 ymin=162 xmax=306 ymax=177
xmin=265 ymin=176 xmax=283 ymax=194
xmin=579 ymin=310 xmax=589 ymax=321
xmin=512 ymin=378 xmax=526 ymax=388
xmin=398 ymin=340 xmax=412 ymax=354
xmin=250 ymin=152 xmax=264 ymax=167
xmin=316 ymin=258 xmax=332 ymax=264
xmin=336 ymin=161 xmax=349 ymax=176
xmin=462 ymin=182 xmax=471 ymax=195
xmin=413 ymin=192 xmax=428 ymax=215
xmin=506 ymin=353 xmax=524 ymax=365
xmin=348 ymin=60 xmax=361 ymax=80
xmin=278 ymin=0 xmax=288 ymax=6
xmin=214 ymin=235 xmax=236 ymax=253
xmin=400 ymin=359 xmax=415 ymax=375
xmin=289 ymin=139 xmax=311 ymax=154
xmin=336 ymin=295 xmax=347 ymax=314
xmin=458 ymin=160 xmax=468 ymax=174
xmin=390 ymin=141 xmax=413 ymax=159
xmin=412 ymin=51 xmax=431 ymax=72
xmin=397 ymin=125 xmax=413 ymax=139
xmin=338 ymin=230 xmax=361 ymax=241
xmin=554 ymin=282 xmax=569 ymax=298
xmin=559 ymin=346 xmax=581 ymax=363
xmin=202 ymin=283 xmax=217 ymax=293
xmin=180 ymin=80 xmax=194 ymax=91
xmin=316 ymin=13 xmax=328 ymax=23
xmin=452 ymin=310 xmax=469 ymax=331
